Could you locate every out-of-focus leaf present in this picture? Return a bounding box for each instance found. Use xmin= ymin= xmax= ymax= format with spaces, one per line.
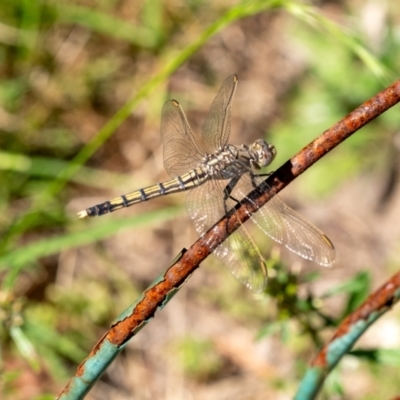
xmin=351 ymin=349 xmax=400 ymax=366
xmin=322 ymin=271 xmax=371 ymax=317
xmin=9 ymin=325 xmax=40 ymax=371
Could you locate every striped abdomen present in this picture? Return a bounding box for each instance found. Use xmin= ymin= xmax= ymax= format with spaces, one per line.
xmin=77 ymin=167 xmax=207 ymax=218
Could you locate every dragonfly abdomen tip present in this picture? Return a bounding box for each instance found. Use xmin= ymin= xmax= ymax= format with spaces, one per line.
xmin=77 ymin=210 xmax=89 ymax=219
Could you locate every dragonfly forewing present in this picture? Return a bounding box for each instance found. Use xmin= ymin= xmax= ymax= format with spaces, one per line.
xmin=232 ymin=174 xmax=336 ymax=267
xmin=201 ymin=74 xmax=237 ymax=153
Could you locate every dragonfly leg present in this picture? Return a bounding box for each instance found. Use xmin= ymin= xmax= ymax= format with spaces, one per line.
xmin=250 ymin=172 xmax=273 ymax=188
xmin=223 ymin=176 xmax=241 ymax=213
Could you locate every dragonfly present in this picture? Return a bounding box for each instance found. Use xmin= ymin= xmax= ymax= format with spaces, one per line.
xmin=78 ymin=75 xmax=336 ymax=293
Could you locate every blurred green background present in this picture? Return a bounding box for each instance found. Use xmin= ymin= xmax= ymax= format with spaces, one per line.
xmin=1 ymin=0 xmax=400 ymax=399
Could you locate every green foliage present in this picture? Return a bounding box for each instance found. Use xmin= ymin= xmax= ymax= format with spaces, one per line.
xmin=270 ymin=11 xmax=400 ymax=197
xmin=351 ymin=348 xmax=400 ymax=366
xmin=322 ymin=271 xmax=371 ymax=318
xmin=172 ymin=336 xmax=223 ymax=381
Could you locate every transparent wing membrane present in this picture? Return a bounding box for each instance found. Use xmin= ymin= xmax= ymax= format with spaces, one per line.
xmin=161 ymin=100 xmax=206 ymax=177
xmin=201 ymin=75 xmax=237 ymax=152
xmin=186 ymin=180 xmax=268 ymax=293
xmin=232 ymin=175 xmax=336 ymax=267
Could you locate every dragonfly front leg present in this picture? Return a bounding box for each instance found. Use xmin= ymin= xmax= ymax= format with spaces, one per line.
xmin=249 ymin=171 xmax=273 ymax=189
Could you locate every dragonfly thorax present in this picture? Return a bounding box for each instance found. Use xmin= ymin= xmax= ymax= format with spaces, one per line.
xmin=200 ymin=145 xmax=242 ymax=179
xmin=200 ymin=140 xmax=276 ymax=180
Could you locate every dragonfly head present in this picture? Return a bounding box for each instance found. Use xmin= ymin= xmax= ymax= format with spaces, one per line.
xmin=249 ymin=139 xmax=276 ymax=169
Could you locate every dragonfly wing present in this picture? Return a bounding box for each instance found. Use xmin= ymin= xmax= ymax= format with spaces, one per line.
xmin=201 ymin=75 xmax=237 ymax=152
xmin=186 ymin=179 xmax=267 ymax=293
xmin=161 ymin=99 xmax=206 ymax=177
xmin=232 ymin=174 xmax=336 ymax=266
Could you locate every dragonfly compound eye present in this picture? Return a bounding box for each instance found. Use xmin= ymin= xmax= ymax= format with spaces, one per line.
xmin=250 ymin=139 xmax=276 ymax=168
